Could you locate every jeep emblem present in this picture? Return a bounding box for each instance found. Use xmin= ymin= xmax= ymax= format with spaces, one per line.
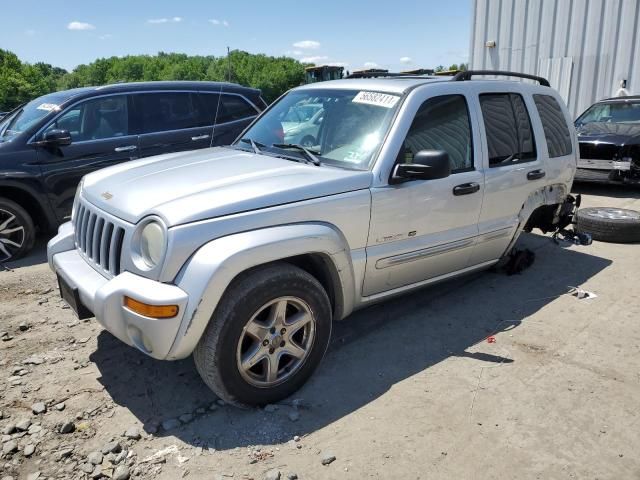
xmin=101 ymin=191 xmax=113 ymax=200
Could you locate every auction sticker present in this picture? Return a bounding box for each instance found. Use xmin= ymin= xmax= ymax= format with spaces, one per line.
xmin=352 ymin=91 xmax=400 ymax=108
xmin=37 ymin=103 xmax=60 ymax=112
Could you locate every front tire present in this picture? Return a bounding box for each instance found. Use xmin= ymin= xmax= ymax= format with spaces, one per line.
xmin=194 ymin=263 xmax=332 ymax=407
xmin=0 ymin=197 xmax=36 ymax=263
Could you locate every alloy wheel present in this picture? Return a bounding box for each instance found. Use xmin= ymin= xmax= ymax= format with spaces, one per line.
xmin=0 ymin=208 xmax=25 ymax=262
xmin=236 ymin=296 xmax=316 ymax=388
xmin=585 ymin=208 xmax=640 ymax=221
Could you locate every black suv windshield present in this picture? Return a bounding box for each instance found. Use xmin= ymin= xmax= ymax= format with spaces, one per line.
xmin=0 ymin=92 xmax=70 ymax=140
xmin=236 ymin=88 xmax=402 ymax=169
xmin=576 ymin=101 xmax=640 ymax=126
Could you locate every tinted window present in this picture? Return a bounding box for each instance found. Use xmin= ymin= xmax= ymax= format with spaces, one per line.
xmin=480 ymin=93 xmax=536 ymax=167
xmin=400 ymin=95 xmax=473 ymax=172
xmin=44 ymin=95 xmax=129 ymax=142
xmin=533 ymin=94 xmax=572 ymax=158
xmin=134 ymin=92 xmax=209 ymax=134
xmin=218 ymin=95 xmax=257 ymax=123
xmin=199 ymin=92 xmax=221 ymax=125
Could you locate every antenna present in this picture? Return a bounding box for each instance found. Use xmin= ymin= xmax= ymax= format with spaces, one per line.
xmin=227 ymin=46 xmax=231 ymax=82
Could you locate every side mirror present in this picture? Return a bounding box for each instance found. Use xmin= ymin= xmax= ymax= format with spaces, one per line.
xmin=42 ymin=129 xmax=72 ymax=147
xmin=392 ymin=150 xmax=451 ymax=183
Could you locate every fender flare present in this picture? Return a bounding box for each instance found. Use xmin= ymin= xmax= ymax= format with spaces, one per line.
xmin=166 ymin=223 xmax=355 ymax=360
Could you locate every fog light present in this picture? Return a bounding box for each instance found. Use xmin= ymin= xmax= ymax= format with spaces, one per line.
xmin=124 ymin=296 xmax=178 ymax=319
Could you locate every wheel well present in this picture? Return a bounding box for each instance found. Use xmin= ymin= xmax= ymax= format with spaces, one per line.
xmin=0 ymin=187 xmax=52 ymax=233
xmin=283 ymin=253 xmax=344 ymax=320
xmin=523 ymin=204 xmax=559 ymax=233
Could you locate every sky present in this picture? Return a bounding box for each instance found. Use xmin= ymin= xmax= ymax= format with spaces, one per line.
xmin=1 ymin=0 xmax=471 ymax=73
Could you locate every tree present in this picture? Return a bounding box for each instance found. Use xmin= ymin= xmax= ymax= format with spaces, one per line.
xmin=0 ymin=49 xmax=309 ymax=111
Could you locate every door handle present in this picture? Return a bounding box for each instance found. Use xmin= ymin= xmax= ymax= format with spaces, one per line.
xmin=453 ymin=182 xmax=481 ymax=196
xmin=191 ymin=134 xmax=210 ymax=141
xmin=114 ymin=145 xmax=137 ymax=152
xmin=527 ymin=169 xmax=546 ymax=180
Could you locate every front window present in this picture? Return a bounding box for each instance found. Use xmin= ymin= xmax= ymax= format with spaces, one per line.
xmin=236 ymin=88 xmax=402 ymax=169
xmin=43 ymin=95 xmax=129 ymax=141
xmin=0 ymin=92 xmax=70 ymax=141
xmin=577 ymin=101 xmax=640 ymax=126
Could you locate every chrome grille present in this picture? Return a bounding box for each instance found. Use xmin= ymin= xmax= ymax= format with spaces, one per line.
xmin=74 ymin=199 xmax=125 ymax=276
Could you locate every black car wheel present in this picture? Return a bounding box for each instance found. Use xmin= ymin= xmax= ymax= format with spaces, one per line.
xmin=576 ymin=207 xmax=640 ymax=243
xmin=0 ymin=197 xmax=36 ymax=263
xmin=194 ymin=262 xmax=332 ymax=407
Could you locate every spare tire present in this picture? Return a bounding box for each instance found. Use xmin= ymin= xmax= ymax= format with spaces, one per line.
xmin=575 ymin=207 xmax=640 ymax=243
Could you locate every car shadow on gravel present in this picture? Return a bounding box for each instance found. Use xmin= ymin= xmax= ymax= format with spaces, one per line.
xmin=90 ymin=233 xmax=611 ymax=450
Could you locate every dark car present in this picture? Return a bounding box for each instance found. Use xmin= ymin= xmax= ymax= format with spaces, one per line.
xmin=0 ymin=81 xmax=266 ymax=262
xmin=574 ymin=96 xmax=640 ymax=184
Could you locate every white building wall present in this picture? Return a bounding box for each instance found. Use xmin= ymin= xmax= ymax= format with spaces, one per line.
xmin=469 ymin=0 xmax=640 ymax=118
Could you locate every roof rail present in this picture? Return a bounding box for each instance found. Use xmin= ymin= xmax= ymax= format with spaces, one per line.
xmin=346 ymin=71 xmax=435 ymax=79
xmin=451 ymin=70 xmax=550 ymax=87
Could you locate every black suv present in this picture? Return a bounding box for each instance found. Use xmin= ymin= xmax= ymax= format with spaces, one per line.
xmin=0 ymin=81 xmax=266 ymax=262
xmin=575 ymin=96 xmax=640 ymax=184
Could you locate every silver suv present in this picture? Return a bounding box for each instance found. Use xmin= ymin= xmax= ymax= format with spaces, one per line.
xmin=48 ymin=71 xmax=578 ymax=406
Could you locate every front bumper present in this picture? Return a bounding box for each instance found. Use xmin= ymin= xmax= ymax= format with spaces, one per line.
xmin=48 ymin=225 xmax=189 ymax=360
xmin=577 ymin=158 xmax=631 ymax=171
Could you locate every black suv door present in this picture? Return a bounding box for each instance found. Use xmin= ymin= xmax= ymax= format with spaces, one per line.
xmin=132 ymin=91 xmax=214 ymax=157
xmin=35 ymin=94 xmax=138 ymax=222
xmin=200 ymin=92 xmax=260 ymax=146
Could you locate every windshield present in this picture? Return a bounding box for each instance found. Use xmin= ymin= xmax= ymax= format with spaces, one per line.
xmin=236 ymin=88 xmax=402 ymax=169
xmin=0 ymin=92 xmax=70 ymax=140
xmin=576 ymin=101 xmax=640 ymax=126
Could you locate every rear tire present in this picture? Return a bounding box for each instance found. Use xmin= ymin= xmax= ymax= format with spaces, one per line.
xmin=575 ymin=207 xmax=640 ymax=243
xmin=0 ymin=197 xmax=36 ymax=262
xmin=194 ymin=262 xmax=332 ymax=407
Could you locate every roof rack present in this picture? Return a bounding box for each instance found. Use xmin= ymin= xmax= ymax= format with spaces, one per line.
xmin=451 ymin=70 xmax=550 ymax=87
xmin=345 ymin=71 xmax=435 ymax=79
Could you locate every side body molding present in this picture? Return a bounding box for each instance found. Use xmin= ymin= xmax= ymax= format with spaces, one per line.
xmin=166 ymin=223 xmax=355 ymax=360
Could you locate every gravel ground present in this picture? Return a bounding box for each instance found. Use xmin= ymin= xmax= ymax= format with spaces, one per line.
xmin=1 ymin=183 xmax=639 ymax=480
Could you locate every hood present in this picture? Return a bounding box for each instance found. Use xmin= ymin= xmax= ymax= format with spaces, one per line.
xmin=576 ymin=122 xmax=640 ymax=145
xmin=82 ymin=147 xmax=373 ymax=226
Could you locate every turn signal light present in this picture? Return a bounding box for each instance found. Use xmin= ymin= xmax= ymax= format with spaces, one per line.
xmin=124 ymin=296 xmax=179 ymax=319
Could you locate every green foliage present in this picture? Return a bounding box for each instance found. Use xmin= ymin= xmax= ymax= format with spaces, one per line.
xmin=0 ymin=49 xmax=67 ymax=111
xmin=0 ymin=49 xmax=307 ymax=111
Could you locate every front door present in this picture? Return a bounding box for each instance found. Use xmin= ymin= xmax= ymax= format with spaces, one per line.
xmin=35 ymin=94 xmax=137 ymax=222
xmin=364 ymin=93 xmax=484 ymax=297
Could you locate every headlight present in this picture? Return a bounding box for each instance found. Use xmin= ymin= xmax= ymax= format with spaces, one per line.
xmin=136 ymin=220 xmax=166 ymax=269
xmin=71 ymin=179 xmax=84 ymax=222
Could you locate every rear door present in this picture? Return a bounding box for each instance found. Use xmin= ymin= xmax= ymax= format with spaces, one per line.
xmin=204 ymin=93 xmax=260 ymax=146
xmin=469 ymin=89 xmax=547 ymax=265
xmin=133 ymin=91 xmax=213 ymax=158
xmin=35 ymin=94 xmax=138 ymax=222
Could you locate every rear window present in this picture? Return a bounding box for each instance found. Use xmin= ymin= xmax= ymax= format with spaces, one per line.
xmin=533 ymin=94 xmax=572 ymax=158
xmin=133 ymin=92 xmax=209 ymax=134
xmin=479 ymin=93 xmax=536 ymax=167
xmin=217 ymin=95 xmax=257 ymax=123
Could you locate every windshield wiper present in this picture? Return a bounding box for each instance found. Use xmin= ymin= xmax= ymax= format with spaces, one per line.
xmin=272 ymin=143 xmax=321 ymax=166
xmin=239 ymin=137 xmax=264 ymax=154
